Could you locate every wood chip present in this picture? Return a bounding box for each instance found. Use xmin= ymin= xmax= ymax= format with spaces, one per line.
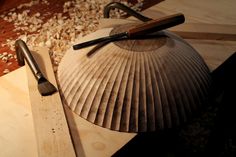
xmin=3 ymin=69 xmax=10 ymax=74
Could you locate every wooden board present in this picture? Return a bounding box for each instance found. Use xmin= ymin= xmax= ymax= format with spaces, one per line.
xmin=0 ymin=51 xmax=136 ymax=157
xmin=25 ymin=47 xmax=76 ymax=157
xmin=169 ymin=23 xmax=236 ymax=41
xmin=0 ymin=67 xmax=37 ymax=157
xmin=186 ymin=40 xmax=236 ymax=71
xmin=142 ymin=0 xmax=236 ymax=25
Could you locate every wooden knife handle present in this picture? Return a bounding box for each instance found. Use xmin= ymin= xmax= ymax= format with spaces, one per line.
xmin=127 ymin=13 xmax=185 ymax=37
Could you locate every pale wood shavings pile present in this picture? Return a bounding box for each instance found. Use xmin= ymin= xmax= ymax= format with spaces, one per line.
xmin=3 ymin=10 xmax=43 ymax=33
xmin=0 ymin=0 xmax=144 ymax=72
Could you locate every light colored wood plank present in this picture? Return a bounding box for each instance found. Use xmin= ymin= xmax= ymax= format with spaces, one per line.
xmin=186 ymin=39 xmax=236 ymax=71
xmin=25 ymin=47 xmax=76 ymax=157
xmin=0 ymin=52 xmax=136 ymax=157
xmin=145 ymin=0 xmax=236 ymax=25
xmin=0 ymin=67 xmax=38 ymax=157
xmin=169 ymin=23 xmax=236 ymax=41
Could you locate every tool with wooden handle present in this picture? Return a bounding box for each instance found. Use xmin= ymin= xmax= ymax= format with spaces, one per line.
xmin=15 ymin=39 xmax=57 ymax=96
xmin=73 ymin=13 xmax=185 ymax=50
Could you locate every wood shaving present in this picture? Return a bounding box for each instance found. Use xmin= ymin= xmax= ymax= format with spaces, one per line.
xmin=4 ymin=9 xmax=43 ymax=33
xmin=17 ymin=0 xmax=40 ymax=9
xmin=0 ymin=52 xmax=10 ymax=63
xmin=3 ymin=69 xmax=10 ymax=74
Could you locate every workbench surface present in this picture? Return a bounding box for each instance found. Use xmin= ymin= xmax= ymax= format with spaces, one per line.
xmin=0 ymin=0 xmax=236 ymax=157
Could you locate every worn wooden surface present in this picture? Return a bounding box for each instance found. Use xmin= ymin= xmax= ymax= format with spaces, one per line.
xmin=0 ymin=67 xmax=37 ymax=157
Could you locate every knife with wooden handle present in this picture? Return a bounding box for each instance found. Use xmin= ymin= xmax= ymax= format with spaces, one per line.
xmin=73 ymin=13 xmax=185 ymax=50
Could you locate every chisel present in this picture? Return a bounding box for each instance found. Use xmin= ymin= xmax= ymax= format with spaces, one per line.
xmin=73 ymin=13 xmax=185 ymax=50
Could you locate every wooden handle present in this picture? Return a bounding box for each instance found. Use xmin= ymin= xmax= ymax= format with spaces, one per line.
xmin=127 ymin=13 xmax=185 ymax=37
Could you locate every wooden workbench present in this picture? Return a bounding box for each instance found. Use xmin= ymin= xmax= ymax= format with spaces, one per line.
xmin=0 ymin=0 xmax=236 ymax=156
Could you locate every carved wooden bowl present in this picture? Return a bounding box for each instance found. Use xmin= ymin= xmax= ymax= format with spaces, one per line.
xmin=57 ymin=24 xmax=211 ymax=132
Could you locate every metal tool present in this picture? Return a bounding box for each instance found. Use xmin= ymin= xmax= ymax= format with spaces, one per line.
xmin=73 ymin=13 xmax=185 ymax=50
xmin=15 ymin=39 xmax=57 ymax=96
